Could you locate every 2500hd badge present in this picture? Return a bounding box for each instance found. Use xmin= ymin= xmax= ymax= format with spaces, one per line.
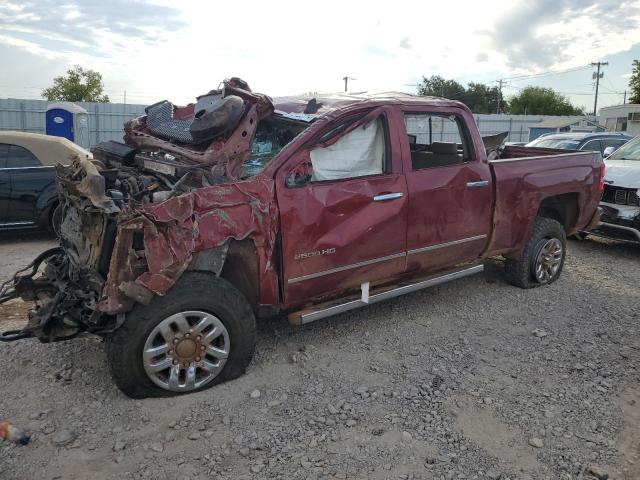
xmin=294 ymin=248 xmax=336 ymax=260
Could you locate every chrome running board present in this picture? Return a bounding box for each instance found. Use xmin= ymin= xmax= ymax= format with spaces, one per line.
xmin=288 ymin=264 xmax=484 ymax=325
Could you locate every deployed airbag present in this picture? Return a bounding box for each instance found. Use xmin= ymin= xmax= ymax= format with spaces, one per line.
xmin=310 ymin=118 xmax=384 ymax=181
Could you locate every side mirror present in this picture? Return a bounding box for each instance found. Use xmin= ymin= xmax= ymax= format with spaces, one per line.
xmin=603 ymin=146 xmax=615 ymax=157
xmin=285 ymin=171 xmax=311 ymax=188
xmin=285 ymin=161 xmax=313 ymax=188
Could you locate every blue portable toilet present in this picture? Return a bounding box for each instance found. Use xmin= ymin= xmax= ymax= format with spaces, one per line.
xmin=46 ymin=102 xmax=89 ymax=148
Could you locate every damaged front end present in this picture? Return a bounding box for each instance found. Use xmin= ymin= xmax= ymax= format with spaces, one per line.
xmin=1 ymin=78 xmax=302 ymax=343
xmin=592 ymin=184 xmax=640 ymax=243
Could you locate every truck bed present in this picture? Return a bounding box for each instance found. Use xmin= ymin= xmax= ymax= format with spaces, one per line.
xmin=485 ymin=147 xmax=603 ymax=257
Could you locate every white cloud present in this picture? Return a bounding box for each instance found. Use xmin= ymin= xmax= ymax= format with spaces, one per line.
xmin=0 ymin=0 xmax=639 ymax=105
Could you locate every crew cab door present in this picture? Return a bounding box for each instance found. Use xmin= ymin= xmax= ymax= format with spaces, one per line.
xmin=276 ymin=108 xmax=407 ymax=305
xmin=401 ymin=107 xmax=492 ymax=273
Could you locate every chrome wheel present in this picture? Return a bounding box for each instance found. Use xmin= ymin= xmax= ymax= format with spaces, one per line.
xmin=533 ymin=238 xmax=563 ymax=284
xmin=142 ymin=311 xmax=229 ymax=392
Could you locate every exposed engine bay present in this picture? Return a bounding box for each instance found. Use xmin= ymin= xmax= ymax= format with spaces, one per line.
xmin=0 ymin=78 xmax=309 ymax=343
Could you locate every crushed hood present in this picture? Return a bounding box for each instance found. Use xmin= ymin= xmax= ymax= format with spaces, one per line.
xmin=604 ymin=159 xmax=640 ymax=189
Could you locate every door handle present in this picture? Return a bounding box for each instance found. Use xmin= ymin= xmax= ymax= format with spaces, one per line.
xmin=373 ymin=192 xmax=404 ymax=202
xmin=466 ymin=180 xmax=489 ymax=188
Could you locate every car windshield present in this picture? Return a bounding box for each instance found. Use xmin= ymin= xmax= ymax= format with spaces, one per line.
xmin=607 ymin=136 xmax=640 ymax=160
xmin=526 ymin=138 xmax=581 ymax=149
xmin=242 ymin=115 xmax=310 ymax=177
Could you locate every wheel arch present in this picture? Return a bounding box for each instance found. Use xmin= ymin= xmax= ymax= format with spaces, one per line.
xmin=187 ymin=239 xmax=260 ymax=315
xmin=537 ymin=192 xmax=580 ymax=234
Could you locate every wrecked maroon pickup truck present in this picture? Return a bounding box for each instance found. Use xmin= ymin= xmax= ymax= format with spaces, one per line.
xmin=0 ymin=78 xmax=604 ymax=398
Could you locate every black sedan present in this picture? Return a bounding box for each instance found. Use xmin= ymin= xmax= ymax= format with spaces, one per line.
xmin=0 ymin=131 xmax=91 ymax=231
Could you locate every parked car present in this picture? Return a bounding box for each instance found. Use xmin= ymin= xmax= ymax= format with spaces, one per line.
xmin=0 ymin=79 xmax=603 ymax=398
xmin=526 ymin=132 xmax=631 ymax=156
xmin=589 ymin=135 xmax=640 ymax=243
xmin=0 ymin=131 xmax=91 ymax=231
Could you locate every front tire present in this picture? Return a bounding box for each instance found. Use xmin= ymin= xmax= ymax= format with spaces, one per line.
xmin=505 ymin=217 xmax=566 ymax=289
xmin=106 ymin=273 xmax=256 ymax=398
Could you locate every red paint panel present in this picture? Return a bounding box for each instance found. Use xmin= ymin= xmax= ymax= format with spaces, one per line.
xmin=486 ymin=151 xmax=602 ymax=256
xmin=398 ymin=106 xmax=492 ymax=273
xmin=99 ymin=178 xmax=279 ymax=313
xmin=277 ymin=171 xmax=408 ymax=306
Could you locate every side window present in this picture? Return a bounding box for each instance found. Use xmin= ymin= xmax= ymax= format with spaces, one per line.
xmin=403 ymin=113 xmax=471 ymax=170
xmin=309 ymin=117 xmax=386 ymax=182
xmin=602 ymin=139 xmax=626 ymax=151
xmin=0 ymin=144 xmax=9 ymax=169
xmin=6 ymin=145 xmax=41 ymax=168
xmin=580 ymin=139 xmax=602 ymax=153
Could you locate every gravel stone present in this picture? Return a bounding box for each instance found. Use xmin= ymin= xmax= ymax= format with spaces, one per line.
xmin=112 ymin=439 xmax=127 ymax=452
xmin=51 ymin=430 xmax=76 ymax=447
xmin=528 ymin=437 xmax=544 ymax=448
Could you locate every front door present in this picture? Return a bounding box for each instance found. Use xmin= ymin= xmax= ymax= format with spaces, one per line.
xmin=276 ymin=108 xmax=408 ymax=306
xmin=401 ymin=108 xmax=492 ymax=273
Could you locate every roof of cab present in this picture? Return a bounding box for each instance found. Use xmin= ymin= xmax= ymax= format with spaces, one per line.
xmin=272 ymin=92 xmax=464 ymax=120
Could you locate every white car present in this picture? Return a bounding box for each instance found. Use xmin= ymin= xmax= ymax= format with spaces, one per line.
xmin=591 ymin=136 xmax=640 ymax=243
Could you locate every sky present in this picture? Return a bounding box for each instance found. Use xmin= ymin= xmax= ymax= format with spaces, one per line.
xmin=1 ymin=0 xmax=640 ymax=113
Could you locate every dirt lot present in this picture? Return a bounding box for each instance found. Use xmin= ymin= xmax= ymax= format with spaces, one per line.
xmin=0 ymin=233 xmax=638 ymax=480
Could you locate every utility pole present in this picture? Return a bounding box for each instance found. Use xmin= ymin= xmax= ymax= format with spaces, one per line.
xmin=591 ymin=61 xmax=608 ymax=116
xmin=623 ymin=90 xmax=627 ymax=104
xmin=496 ymin=79 xmax=503 ymax=114
xmin=342 ymin=76 xmax=355 ymax=92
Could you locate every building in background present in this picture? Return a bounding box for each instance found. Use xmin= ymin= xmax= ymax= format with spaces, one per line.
xmin=528 ymin=117 xmax=604 ymax=141
xmin=599 ymin=104 xmax=640 ymax=136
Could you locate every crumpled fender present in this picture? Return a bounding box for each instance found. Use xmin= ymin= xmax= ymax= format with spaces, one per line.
xmin=98 ymin=177 xmax=278 ymax=314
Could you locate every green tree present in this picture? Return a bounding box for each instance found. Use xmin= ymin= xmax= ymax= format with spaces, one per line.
xmin=628 ymin=60 xmax=640 ymax=104
xmin=42 ymin=65 xmax=110 ymax=103
xmin=464 ymin=82 xmax=503 ymax=114
xmin=417 ymin=75 xmax=466 ymax=101
xmin=416 ymin=76 xmax=504 ymax=113
xmin=506 ymin=87 xmax=583 ymax=115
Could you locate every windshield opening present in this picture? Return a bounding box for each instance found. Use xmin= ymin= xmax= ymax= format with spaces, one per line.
xmin=608 ymin=136 xmax=640 ymax=161
xmin=242 ymin=115 xmax=310 ymax=177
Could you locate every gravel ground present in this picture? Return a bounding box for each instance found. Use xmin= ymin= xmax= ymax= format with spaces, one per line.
xmin=0 ymin=233 xmax=638 ymax=480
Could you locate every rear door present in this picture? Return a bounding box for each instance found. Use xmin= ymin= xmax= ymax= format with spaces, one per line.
xmin=601 ymin=138 xmax=628 ymax=155
xmin=6 ymin=144 xmax=55 ymax=224
xmin=276 ymin=107 xmax=408 ymax=305
xmin=401 ymin=107 xmax=492 ymax=273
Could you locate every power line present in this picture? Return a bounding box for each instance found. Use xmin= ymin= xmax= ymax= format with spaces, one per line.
xmin=497 ymin=65 xmax=592 ymax=83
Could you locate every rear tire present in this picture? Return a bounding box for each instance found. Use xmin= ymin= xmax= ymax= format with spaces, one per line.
xmin=106 ymin=273 xmax=256 ymax=398
xmin=505 ymin=217 xmax=566 ymax=289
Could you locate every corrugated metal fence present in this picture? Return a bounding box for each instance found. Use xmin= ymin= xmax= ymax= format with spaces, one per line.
xmin=0 ymin=98 xmax=146 ymax=147
xmin=0 ymin=98 xmax=576 ymax=147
